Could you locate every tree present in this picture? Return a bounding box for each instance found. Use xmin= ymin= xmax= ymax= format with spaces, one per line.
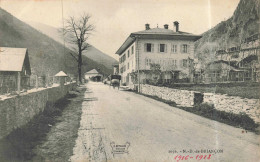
xmin=62 ymin=13 xmax=94 ymax=83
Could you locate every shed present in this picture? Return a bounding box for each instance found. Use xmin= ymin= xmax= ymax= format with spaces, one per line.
xmin=55 ymin=71 xmax=68 ymax=85
xmin=0 ymin=47 xmax=31 ymax=94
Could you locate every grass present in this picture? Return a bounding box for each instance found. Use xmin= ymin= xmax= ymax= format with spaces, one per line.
xmin=132 ymin=90 xmax=259 ymax=132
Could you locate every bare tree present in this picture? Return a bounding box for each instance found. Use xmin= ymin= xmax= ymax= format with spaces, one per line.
xmin=62 ymin=13 xmax=94 ymax=83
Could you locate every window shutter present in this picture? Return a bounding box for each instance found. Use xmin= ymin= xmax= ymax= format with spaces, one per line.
xmin=171 ymin=44 xmax=173 ymax=53
xmin=144 ymin=44 xmax=146 ymax=52
xmin=151 ymin=44 xmax=154 ymax=52
xmin=165 ymin=44 xmax=167 ymax=53
xmin=158 ymin=44 xmax=160 ymax=52
xmin=187 ymin=45 xmax=190 ymax=53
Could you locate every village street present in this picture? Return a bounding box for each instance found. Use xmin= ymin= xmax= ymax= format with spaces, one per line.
xmin=70 ymin=82 xmax=260 ymax=162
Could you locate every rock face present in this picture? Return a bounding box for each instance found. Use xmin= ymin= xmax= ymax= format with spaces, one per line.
xmin=141 ymin=84 xmax=260 ymax=123
xmin=195 ymin=0 xmax=260 ymax=66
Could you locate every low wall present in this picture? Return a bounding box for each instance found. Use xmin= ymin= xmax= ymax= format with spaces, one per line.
xmin=140 ymin=84 xmax=260 ymax=123
xmin=0 ymin=83 xmax=76 ymax=139
xmin=203 ymin=93 xmax=259 ymax=123
xmin=141 ymin=84 xmax=195 ymax=107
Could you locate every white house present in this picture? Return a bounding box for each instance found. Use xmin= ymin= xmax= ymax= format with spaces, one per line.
xmin=115 ymin=21 xmax=201 ymax=86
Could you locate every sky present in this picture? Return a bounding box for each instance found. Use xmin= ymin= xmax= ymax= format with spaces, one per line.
xmin=0 ymin=0 xmax=240 ymax=59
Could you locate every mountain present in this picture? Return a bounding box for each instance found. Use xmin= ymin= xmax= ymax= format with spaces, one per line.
xmin=0 ymin=8 xmax=113 ymax=76
xmin=27 ymin=21 xmax=118 ymax=70
xmin=195 ymin=0 xmax=260 ymax=67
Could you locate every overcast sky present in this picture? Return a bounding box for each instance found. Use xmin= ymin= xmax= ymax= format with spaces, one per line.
xmin=0 ymin=0 xmax=240 ymax=59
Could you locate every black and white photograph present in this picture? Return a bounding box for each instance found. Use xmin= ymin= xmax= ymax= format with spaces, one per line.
xmin=0 ymin=0 xmax=259 ymax=161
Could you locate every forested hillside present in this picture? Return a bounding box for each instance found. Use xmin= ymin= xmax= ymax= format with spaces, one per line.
xmin=0 ymin=8 xmax=112 ymax=76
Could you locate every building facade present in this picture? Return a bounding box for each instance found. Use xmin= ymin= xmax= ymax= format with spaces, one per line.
xmin=116 ymin=22 xmax=201 ymax=86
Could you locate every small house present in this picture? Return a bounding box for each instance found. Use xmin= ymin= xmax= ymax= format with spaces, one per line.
xmin=84 ymin=69 xmax=103 ymax=82
xmin=0 ymin=47 xmax=31 ymax=94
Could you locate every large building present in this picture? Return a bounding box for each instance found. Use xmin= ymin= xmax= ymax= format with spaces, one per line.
xmin=115 ymin=21 xmax=201 ymax=87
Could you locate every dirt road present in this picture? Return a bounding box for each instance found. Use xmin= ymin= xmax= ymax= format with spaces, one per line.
xmin=70 ymin=82 xmax=260 ymax=162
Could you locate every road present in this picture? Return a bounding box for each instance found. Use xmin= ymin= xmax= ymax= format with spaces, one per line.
xmin=70 ymin=82 xmax=260 ymax=162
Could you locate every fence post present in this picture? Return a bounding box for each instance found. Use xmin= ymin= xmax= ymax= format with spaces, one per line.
xmin=17 ymin=72 xmax=21 ymax=94
xmin=36 ymin=75 xmax=38 ymax=89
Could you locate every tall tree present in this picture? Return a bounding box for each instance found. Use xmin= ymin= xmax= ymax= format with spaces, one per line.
xmin=62 ymin=13 xmax=94 ymax=83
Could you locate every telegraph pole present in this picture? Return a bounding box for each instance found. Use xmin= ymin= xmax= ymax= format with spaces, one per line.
xmin=136 ymin=36 xmax=141 ymax=93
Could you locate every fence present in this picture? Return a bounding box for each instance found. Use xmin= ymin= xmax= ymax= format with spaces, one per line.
xmin=0 ymin=74 xmax=73 ymax=95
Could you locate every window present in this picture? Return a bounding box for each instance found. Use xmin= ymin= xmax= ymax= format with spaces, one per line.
xmin=127 ymin=50 xmax=130 ymax=57
xmin=121 ymin=54 xmax=126 ymax=62
xmin=172 ymin=60 xmax=177 ymax=66
xmin=131 ymin=46 xmax=134 ymax=54
xmin=182 ymin=59 xmax=188 ymax=67
xmin=120 ymin=55 xmax=126 ymax=63
xmin=145 ymin=58 xmax=151 ymax=66
xmin=159 ymin=44 xmax=167 ymax=53
xmin=144 ymin=43 xmax=154 ymax=52
xmin=172 ymin=45 xmax=177 ymax=53
xmin=181 ymin=44 xmax=188 ymax=53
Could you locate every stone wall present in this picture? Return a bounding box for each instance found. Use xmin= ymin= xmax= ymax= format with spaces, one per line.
xmin=141 ymin=84 xmax=195 ymax=107
xmin=140 ymin=84 xmax=260 ymax=123
xmin=203 ymin=93 xmax=260 ymax=123
xmin=0 ymin=83 xmax=76 ymax=139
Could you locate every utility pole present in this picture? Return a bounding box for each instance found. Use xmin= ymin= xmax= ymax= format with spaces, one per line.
xmin=136 ymin=36 xmax=141 ymax=93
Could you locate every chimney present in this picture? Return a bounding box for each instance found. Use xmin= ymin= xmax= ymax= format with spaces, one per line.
xmin=145 ymin=23 xmax=150 ymax=30
xmin=164 ymin=24 xmax=169 ymax=29
xmin=174 ymin=21 xmax=179 ymax=32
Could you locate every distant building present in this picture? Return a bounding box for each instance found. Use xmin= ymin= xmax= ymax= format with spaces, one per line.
xmin=0 ymin=47 xmax=31 ymax=94
xmin=204 ymin=60 xmax=247 ymax=83
xmin=115 ymin=21 xmax=201 ymax=86
xmin=214 ymin=33 xmax=260 ymax=82
xmin=84 ymin=69 xmax=103 ymax=82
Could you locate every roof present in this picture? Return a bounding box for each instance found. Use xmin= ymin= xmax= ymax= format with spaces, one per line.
xmin=132 ymin=28 xmax=198 ymax=36
xmin=116 ymin=28 xmax=202 ymax=55
xmin=55 ymin=71 xmax=68 ymax=77
xmin=0 ymin=47 xmax=31 ymax=73
xmin=86 ymin=69 xmax=99 ymax=74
